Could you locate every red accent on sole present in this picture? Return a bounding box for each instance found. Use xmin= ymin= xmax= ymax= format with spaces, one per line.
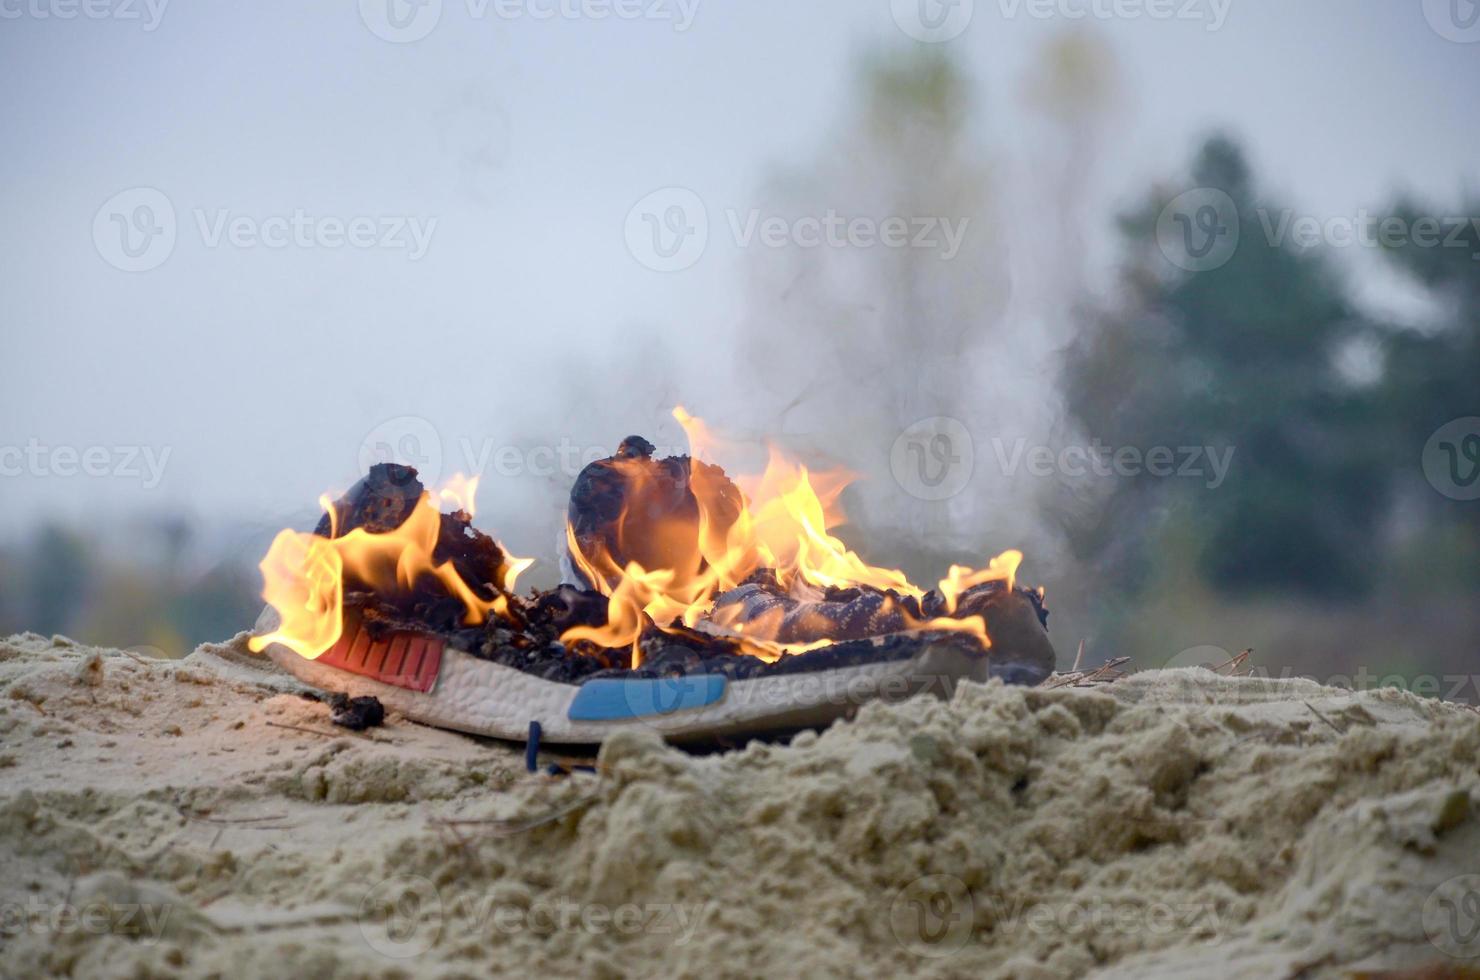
xmin=315 ymin=617 xmax=443 ymax=692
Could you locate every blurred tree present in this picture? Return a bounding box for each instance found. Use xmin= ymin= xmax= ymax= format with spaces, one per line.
xmin=1061 ymin=136 xmax=1391 ymax=597
xmin=0 ymin=546 xmax=20 ymax=635
xmin=24 ymin=525 xmax=92 ymax=635
xmin=169 ymin=563 xmax=263 ymax=650
xmin=1373 ymin=197 xmax=1480 ymax=584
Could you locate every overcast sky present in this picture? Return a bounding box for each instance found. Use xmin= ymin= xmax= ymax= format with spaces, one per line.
xmin=2 ymin=0 xmax=1478 ymax=558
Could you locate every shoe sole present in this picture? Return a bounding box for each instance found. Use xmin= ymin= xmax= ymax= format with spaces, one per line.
xmin=254 ymin=606 xmax=989 ymax=745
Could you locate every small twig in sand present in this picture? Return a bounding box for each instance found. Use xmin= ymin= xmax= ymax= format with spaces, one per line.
xmin=178 ymin=808 xmax=290 ymax=825
xmin=1072 ymin=639 xmax=1086 ymax=674
xmin=1303 ymin=701 xmax=1347 ymax=736
xmin=1212 ymin=649 xmax=1253 ymax=676
xmin=1044 ymin=656 xmax=1132 ymax=690
xmin=265 ymin=720 xmax=366 ymax=740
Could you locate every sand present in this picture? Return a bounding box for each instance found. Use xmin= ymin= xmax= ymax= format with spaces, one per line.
xmin=1 ymin=631 xmax=1478 ymax=979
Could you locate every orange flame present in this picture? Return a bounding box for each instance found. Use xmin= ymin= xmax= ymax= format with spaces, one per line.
xmin=561 ymin=408 xmax=1023 ymax=658
xmin=253 ymin=420 xmax=1025 ymax=667
xmin=251 ymin=475 xmax=530 ymax=660
xmin=937 ymin=550 xmax=1022 ymax=614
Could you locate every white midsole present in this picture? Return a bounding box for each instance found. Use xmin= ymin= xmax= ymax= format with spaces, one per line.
xmin=261 ymin=633 xmax=987 ymax=745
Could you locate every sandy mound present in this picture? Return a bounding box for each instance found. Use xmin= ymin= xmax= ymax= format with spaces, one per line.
xmin=1 ymin=631 xmax=1477 ymax=979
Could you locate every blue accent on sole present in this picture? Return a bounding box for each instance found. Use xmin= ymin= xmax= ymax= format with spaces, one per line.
xmin=567 ymin=674 xmax=727 ymax=722
xmin=525 ymin=720 xmax=542 ymax=771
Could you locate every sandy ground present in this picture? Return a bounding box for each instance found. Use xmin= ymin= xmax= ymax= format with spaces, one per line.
xmin=1 ymin=631 xmax=1478 ymax=979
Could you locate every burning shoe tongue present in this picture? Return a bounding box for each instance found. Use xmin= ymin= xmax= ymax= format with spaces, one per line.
xmin=315 ymin=462 xmax=424 ymax=536
xmin=564 ymin=434 xmax=745 ymax=594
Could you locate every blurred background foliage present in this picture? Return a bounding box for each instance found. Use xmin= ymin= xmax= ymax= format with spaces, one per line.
xmin=3 ymin=37 xmax=1475 ymax=693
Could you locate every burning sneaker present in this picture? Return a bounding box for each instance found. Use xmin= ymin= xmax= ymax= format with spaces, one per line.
xmin=250 ymin=413 xmax=1057 ymax=745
